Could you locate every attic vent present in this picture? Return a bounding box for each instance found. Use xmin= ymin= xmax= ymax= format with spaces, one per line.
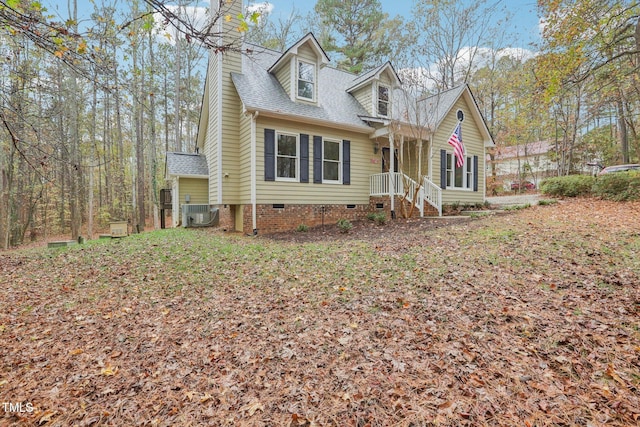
xmin=181 ymin=205 xmax=219 ymax=228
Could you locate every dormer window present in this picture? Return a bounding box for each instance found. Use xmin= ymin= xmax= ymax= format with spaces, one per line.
xmin=297 ymin=60 xmax=316 ymax=101
xmin=377 ymin=84 xmax=390 ymax=116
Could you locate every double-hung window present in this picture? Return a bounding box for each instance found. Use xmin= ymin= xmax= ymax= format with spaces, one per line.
xmin=276 ymin=132 xmax=299 ymax=181
xmin=446 ymin=152 xmax=473 ymax=189
xmin=377 ymin=84 xmax=389 ymax=117
xmin=323 ymin=139 xmax=341 ymax=183
xmin=297 ymin=61 xmax=315 ymax=101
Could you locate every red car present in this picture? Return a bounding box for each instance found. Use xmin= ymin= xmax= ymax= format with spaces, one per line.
xmin=511 ymin=180 xmax=535 ymax=190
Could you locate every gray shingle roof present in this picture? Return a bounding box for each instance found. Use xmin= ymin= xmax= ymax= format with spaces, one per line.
xmin=346 ymin=61 xmax=401 ymax=93
xmin=417 ymin=85 xmax=467 ymax=128
xmin=231 ymin=46 xmax=373 ymax=132
xmin=228 ymin=41 xmax=477 ymax=139
xmin=391 ymin=84 xmax=467 ymax=129
xmin=166 ymin=152 xmax=208 ymax=177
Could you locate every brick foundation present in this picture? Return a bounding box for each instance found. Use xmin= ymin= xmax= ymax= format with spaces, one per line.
xmin=244 ymin=203 xmax=370 ymax=234
xmin=210 ymin=195 xmax=439 ymax=234
xmin=215 ymin=205 xmax=236 ymax=232
xmin=221 ymin=197 xmax=440 ymax=235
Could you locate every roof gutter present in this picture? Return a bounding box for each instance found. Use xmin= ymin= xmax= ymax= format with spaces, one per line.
xmin=244 ymin=107 xmax=373 ymax=134
xmin=167 ymin=174 xmax=209 ymax=179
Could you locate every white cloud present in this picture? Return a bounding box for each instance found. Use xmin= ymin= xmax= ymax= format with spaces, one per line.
xmin=246 ymin=2 xmax=274 ymax=15
xmin=152 ymin=5 xmax=209 ymax=45
xmin=398 ymin=46 xmax=537 ymax=91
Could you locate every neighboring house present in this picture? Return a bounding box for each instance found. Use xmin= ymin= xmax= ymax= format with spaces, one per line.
xmin=170 ymin=0 xmax=495 ymax=234
xmin=165 ymin=152 xmax=209 ymax=227
xmin=487 ymin=140 xmax=593 ymax=190
xmin=487 ymin=140 xmax=556 ymax=189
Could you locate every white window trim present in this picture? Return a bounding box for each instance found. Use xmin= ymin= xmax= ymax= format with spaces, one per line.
xmin=446 ymin=152 xmax=473 ymax=191
xmin=275 ymin=131 xmax=300 ymax=182
xmin=322 ymin=138 xmax=342 ymax=184
xmin=377 ymin=83 xmax=390 ymax=117
xmin=297 ymin=60 xmax=316 ymax=102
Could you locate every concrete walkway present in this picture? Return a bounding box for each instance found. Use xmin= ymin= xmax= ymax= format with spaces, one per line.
xmin=486 ymin=193 xmax=542 ymax=207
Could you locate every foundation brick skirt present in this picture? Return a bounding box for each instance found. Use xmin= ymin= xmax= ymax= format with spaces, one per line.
xmin=212 ymin=197 xmax=437 ymax=235
xmin=245 ymin=204 xmax=370 ymax=234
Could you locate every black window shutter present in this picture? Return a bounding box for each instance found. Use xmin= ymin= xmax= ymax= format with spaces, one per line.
xmin=440 ymin=149 xmax=447 ymax=189
xmin=473 ymin=155 xmax=479 ymax=192
xmin=264 ymin=129 xmax=275 ymax=181
xmin=300 ymin=134 xmax=309 ymax=183
xmin=342 ymin=140 xmax=351 ymax=185
xmin=313 ymin=136 xmax=322 ymax=183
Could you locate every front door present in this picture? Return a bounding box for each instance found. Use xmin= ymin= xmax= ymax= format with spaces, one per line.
xmin=382 ymin=147 xmax=398 ymax=173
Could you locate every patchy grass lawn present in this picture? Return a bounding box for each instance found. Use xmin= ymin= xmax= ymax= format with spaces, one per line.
xmin=1 ymin=199 xmax=639 ymax=426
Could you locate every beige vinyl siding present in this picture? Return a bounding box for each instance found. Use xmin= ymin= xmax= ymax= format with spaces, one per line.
xmin=431 ymin=97 xmax=486 ymax=205
xmin=206 ymin=2 xmax=244 ymax=205
xmin=206 ymin=56 xmax=219 ymax=204
xmin=216 ymin=50 xmax=242 ymax=205
xmin=352 ymin=85 xmax=374 ymax=116
xmin=275 ymin=60 xmax=292 ymax=99
xmin=196 ymin=78 xmax=209 ymax=153
xmin=178 ymin=178 xmax=209 ymax=206
xmin=256 ymin=116 xmax=379 ymax=204
xmin=237 ymin=111 xmax=252 ymax=201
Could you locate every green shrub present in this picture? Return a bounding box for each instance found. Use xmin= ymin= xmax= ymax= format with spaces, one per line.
xmin=504 ymin=203 xmax=531 ymax=211
xmin=540 ymin=175 xmax=595 ymax=197
xmin=537 ymin=199 xmax=558 ymax=206
xmin=592 ymin=171 xmax=640 ymax=201
xmin=296 ymin=224 xmax=309 ymax=232
xmin=336 ymin=219 xmax=353 ymax=233
xmin=367 ymin=212 xmax=387 ymax=225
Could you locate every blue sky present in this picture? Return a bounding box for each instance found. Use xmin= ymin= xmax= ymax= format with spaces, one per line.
xmin=261 ymin=0 xmax=542 ymax=50
xmin=41 ymin=0 xmax=543 ymax=66
xmin=43 ymin=0 xmax=542 ymax=50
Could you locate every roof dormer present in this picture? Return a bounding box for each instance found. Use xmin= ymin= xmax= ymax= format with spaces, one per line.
xmin=268 ymin=33 xmax=330 ymax=105
xmin=347 ymin=62 xmax=401 ymax=118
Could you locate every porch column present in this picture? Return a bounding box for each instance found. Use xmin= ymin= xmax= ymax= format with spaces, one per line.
xmin=389 ymin=132 xmax=395 ymax=219
xmin=418 ymin=138 xmax=423 ymax=179
xmin=428 ymin=135 xmax=433 ymax=183
xmin=399 ymin=135 xmax=404 ymax=171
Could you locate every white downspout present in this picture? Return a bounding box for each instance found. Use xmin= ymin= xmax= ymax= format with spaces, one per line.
xmin=389 ymin=132 xmax=395 ymax=219
xmin=250 ymin=111 xmax=258 ymax=234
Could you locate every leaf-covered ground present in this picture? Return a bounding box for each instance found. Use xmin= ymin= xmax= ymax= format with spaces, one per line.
xmin=1 ymin=198 xmax=639 ymax=426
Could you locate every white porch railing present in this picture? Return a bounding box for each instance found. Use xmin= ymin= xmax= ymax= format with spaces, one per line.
xmin=423 ymin=176 xmax=442 ymax=216
xmin=370 ymin=172 xmax=442 ymax=217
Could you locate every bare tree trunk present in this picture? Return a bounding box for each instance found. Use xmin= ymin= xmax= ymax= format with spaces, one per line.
xmin=113 ymin=44 xmax=126 ymax=220
xmin=148 ymin=27 xmax=159 ymax=230
xmin=616 ymin=96 xmax=629 ymax=163
xmin=174 ymin=0 xmax=182 ymax=152
xmin=68 ymin=0 xmax=82 ymax=240
xmin=132 ymin=19 xmax=146 ymax=232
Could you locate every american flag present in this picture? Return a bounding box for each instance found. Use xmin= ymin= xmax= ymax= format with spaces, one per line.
xmin=447 ymin=122 xmax=465 ymax=168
